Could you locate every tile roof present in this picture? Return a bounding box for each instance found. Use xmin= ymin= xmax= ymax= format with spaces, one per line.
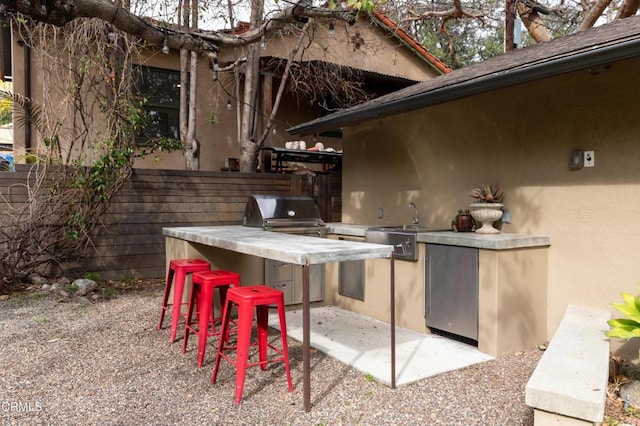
xmin=370 ymin=12 xmax=451 ymax=74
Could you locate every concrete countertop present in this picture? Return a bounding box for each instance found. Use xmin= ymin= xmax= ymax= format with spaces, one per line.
xmin=325 ymin=223 xmax=550 ymax=250
xmin=163 ymin=225 xmax=393 ymax=265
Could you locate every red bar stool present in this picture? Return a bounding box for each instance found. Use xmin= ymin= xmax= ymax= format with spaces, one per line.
xmin=182 ymin=270 xmax=241 ymax=367
xmin=211 ymin=285 xmax=293 ymax=403
xmin=156 ymin=258 xmax=211 ymax=343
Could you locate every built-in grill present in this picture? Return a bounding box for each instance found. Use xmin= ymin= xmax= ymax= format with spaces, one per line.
xmin=243 ymin=194 xmax=325 ymax=237
xmin=243 ymin=194 xmax=325 ymax=305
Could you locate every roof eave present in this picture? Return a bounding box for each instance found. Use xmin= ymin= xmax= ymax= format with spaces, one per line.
xmin=287 ymin=35 xmax=640 ymax=136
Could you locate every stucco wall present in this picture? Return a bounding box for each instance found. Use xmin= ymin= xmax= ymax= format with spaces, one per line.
xmin=253 ymin=17 xmax=442 ymax=81
xmin=9 ymin=34 xmax=339 ymax=172
xmin=340 ymin=56 xmax=640 ymax=349
xmin=10 ymin=16 xmax=438 ymax=173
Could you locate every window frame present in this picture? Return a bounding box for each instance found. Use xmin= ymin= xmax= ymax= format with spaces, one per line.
xmin=133 ymin=65 xmax=182 ymax=145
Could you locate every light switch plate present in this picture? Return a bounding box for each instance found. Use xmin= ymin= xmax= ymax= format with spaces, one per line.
xmin=584 ymin=150 xmax=595 ymax=167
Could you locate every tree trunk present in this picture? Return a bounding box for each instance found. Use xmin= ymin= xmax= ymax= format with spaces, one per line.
xmin=516 ymin=2 xmax=552 ymax=43
xmin=179 ymin=0 xmax=199 ymax=171
xmin=239 ymin=0 xmax=264 ymax=173
xmin=184 ymin=50 xmax=199 ymax=170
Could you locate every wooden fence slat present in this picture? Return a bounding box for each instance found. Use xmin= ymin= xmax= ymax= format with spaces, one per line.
xmin=1 ymin=168 xmax=341 ymax=280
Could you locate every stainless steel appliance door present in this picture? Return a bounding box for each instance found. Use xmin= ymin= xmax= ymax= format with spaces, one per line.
xmin=425 ymin=244 xmax=479 ymax=341
xmin=338 ymin=237 xmax=365 ymax=301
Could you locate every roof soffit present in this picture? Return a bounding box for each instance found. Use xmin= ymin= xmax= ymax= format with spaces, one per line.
xmin=287 ymin=15 xmax=640 ymax=136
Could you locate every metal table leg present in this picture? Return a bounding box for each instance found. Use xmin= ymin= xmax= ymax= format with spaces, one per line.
xmin=390 ymin=253 xmax=396 ymax=389
xmin=303 ymin=262 xmax=311 ymax=412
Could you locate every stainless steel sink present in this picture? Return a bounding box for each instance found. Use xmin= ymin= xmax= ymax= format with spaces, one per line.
xmin=365 ymin=225 xmax=450 ymax=261
xmin=371 ymin=225 xmax=436 ymax=233
xmin=365 ymin=226 xmax=420 ymax=261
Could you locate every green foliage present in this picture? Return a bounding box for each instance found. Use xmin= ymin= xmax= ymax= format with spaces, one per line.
xmin=205 ymin=110 xmax=218 ymax=125
xmin=66 ymin=212 xmax=86 ymax=240
xmin=103 ymin=287 xmax=118 ymax=297
xmin=626 ymin=404 xmax=640 ymax=418
xmin=405 ymin=0 xmax=506 ymax=69
xmin=84 ymin=272 xmax=100 ymax=281
xmin=121 ymin=274 xmax=135 ymax=284
xmin=607 ymin=287 xmax=640 ymax=340
xmin=326 ymin=0 xmax=378 ymax=12
xmin=122 ymin=98 xmax=150 ymax=133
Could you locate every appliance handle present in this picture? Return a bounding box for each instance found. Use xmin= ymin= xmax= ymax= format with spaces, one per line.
xmin=424 ymin=251 xmax=430 ymax=319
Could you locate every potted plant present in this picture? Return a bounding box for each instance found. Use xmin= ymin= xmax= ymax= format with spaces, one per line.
xmin=469 ymin=184 xmax=504 ymax=234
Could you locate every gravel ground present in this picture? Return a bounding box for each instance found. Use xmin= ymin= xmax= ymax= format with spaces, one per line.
xmin=0 ymin=281 xmax=544 ymax=425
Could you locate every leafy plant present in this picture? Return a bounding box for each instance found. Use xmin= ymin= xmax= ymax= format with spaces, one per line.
xmin=103 ymin=287 xmax=117 ymax=297
xmin=84 ymin=272 xmax=100 ymax=281
xmin=121 ymin=275 xmax=136 ymax=284
xmin=607 ymin=287 xmax=640 ymax=342
xmin=470 ymin=184 xmax=504 ymax=203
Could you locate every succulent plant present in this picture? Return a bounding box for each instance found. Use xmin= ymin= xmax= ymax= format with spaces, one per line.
xmin=470 ymin=184 xmax=504 ymax=203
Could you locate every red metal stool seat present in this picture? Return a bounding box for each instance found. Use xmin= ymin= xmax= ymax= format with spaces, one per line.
xmin=182 ymin=270 xmax=241 ymax=367
xmin=211 ymin=285 xmax=293 ymax=403
xmin=156 ymin=258 xmax=211 ymax=343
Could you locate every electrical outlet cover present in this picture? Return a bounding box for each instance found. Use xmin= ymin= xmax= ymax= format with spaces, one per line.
xmin=584 ymin=150 xmax=595 ymax=167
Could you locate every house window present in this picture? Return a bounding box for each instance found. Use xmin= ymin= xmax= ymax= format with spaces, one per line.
xmin=134 ymin=66 xmax=180 ymax=142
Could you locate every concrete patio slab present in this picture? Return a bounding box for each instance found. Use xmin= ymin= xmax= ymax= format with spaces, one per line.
xmin=269 ymin=305 xmax=494 ymax=386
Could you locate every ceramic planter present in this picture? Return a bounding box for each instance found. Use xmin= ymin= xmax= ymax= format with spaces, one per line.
xmin=469 ymin=203 xmax=503 ymax=234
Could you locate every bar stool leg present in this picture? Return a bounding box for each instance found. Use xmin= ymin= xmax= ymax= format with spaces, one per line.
xmin=169 ymin=271 xmax=188 ymax=343
xmin=157 ymin=268 xmax=176 ymax=330
xmin=182 ymin=283 xmax=199 ymax=354
xmin=277 ymin=299 xmax=293 ymax=392
xmin=212 ymin=298 xmax=231 ymax=385
xmin=256 ymin=305 xmax=269 ymax=371
xmin=195 ymin=281 xmax=215 ymax=368
xmin=233 ymin=302 xmax=254 ymax=403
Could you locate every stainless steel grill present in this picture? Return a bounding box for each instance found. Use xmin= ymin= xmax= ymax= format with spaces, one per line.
xmin=243 ymin=194 xmax=325 ymax=305
xmin=243 ymin=194 xmax=325 ymax=236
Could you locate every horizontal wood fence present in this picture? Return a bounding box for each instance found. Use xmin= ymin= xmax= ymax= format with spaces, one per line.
xmin=0 ymin=167 xmax=341 ymax=281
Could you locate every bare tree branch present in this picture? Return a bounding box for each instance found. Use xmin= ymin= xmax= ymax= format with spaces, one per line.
xmin=404 ymin=0 xmax=483 ymax=22
xmin=0 ymin=0 xmax=357 ymax=57
xmin=516 ymin=0 xmax=552 ymax=42
xmin=578 ymin=0 xmax=613 ymax=31
xmin=616 ymin=0 xmax=640 ymax=18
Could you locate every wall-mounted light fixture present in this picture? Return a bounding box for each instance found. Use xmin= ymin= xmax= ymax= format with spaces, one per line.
xmin=328 ymin=21 xmax=335 ymax=37
xmin=162 ymin=36 xmax=170 ymax=54
xmin=569 ymin=149 xmax=583 ymax=170
xmin=107 ymin=27 xmax=117 ymax=42
xmin=226 ymin=98 xmax=232 ymax=110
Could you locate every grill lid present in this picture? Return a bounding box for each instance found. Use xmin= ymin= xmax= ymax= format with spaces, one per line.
xmin=243 ymin=194 xmax=324 ymax=228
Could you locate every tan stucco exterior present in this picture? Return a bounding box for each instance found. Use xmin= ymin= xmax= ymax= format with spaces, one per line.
xmin=338 ymin=56 xmax=640 ymax=353
xmin=252 ymin=18 xmax=442 ymax=81
xmin=9 ymin=16 xmax=442 ymax=172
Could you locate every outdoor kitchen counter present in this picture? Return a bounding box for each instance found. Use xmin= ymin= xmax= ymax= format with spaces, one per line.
xmin=163 ymin=225 xmax=396 ymax=413
xmin=325 ymin=223 xmax=550 ymax=249
xmin=163 ymin=225 xmax=393 ymax=264
xmin=325 ymin=222 xmax=550 ymax=358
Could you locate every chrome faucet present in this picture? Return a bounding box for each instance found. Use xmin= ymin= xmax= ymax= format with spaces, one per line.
xmin=408 ymin=202 xmax=419 ymax=225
